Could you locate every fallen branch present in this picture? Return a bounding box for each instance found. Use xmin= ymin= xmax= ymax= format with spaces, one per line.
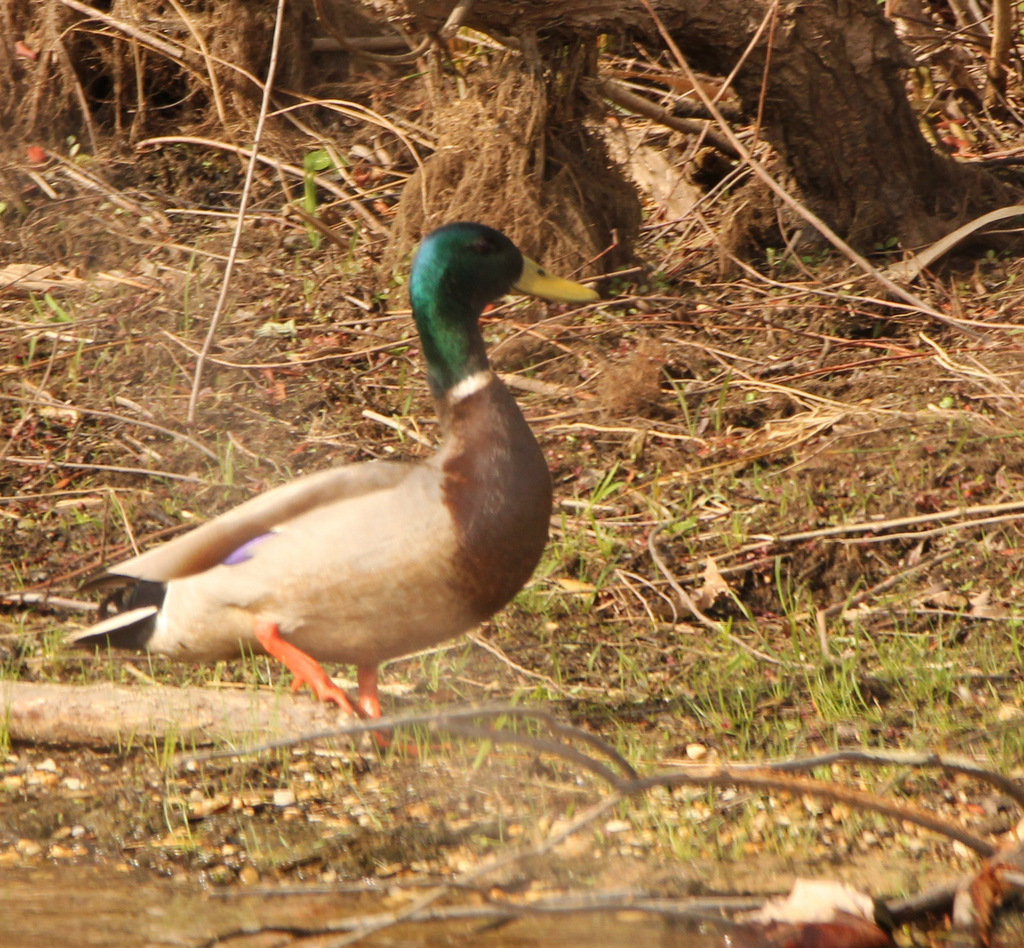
xmin=766 ymin=747 xmax=1024 ymax=809
xmin=1 ymin=680 xmax=345 ymax=747
xmin=583 ymin=76 xmax=740 ymax=158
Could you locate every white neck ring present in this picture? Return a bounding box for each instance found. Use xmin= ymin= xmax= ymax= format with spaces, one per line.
xmin=448 ymin=369 xmax=493 ymax=402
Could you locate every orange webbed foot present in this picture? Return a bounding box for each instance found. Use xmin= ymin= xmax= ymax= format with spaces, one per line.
xmin=253 ymin=621 xmax=400 ymax=748
xmin=255 ymin=619 xmax=361 ymax=716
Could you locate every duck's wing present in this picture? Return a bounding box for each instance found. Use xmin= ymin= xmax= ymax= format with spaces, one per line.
xmin=82 ymin=460 xmax=413 ymax=590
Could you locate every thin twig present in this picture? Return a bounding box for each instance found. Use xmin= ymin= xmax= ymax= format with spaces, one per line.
xmin=4 ymin=456 xmax=208 ymax=485
xmin=165 ymin=0 xmax=227 ymax=127
xmin=0 ymin=591 xmax=98 ymax=612
xmin=160 ymin=326 xmax=415 ymax=370
xmin=822 ymin=549 xmax=955 ymax=618
xmin=773 ymin=498 xmax=1024 ymax=545
xmin=360 ymin=409 xmax=433 ymax=448
xmin=186 ymin=0 xmax=288 ymax=422
xmin=764 ymin=748 xmax=1024 ymax=809
xmin=186 ymin=707 xmax=1004 ymax=946
xmin=52 ymin=156 xmax=171 ymax=231
xmin=312 ymin=0 xmax=430 ymax=64
xmin=0 ymin=394 xmax=219 ymax=461
xmin=621 ymin=768 xmax=995 ymax=857
xmin=205 ymin=890 xmax=764 ymax=937
xmin=136 ymin=135 xmax=382 ymax=219
xmin=465 ymin=632 xmax=580 ymax=698
xmin=57 ymin=0 xmax=188 ymax=61
xmin=312 ymin=794 xmax=628 ymax=948
xmin=585 ymin=77 xmax=739 ymax=157
xmin=179 ymin=704 xmax=637 ymax=780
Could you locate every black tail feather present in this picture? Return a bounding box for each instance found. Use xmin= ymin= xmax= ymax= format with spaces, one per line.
xmin=69 ymin=580 xmax=166 ymax=651
xmin=111 ymin=579 xmax=166 ymax=614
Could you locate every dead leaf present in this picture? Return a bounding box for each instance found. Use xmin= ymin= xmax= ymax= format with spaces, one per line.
xmin=606 ymin=125 xmax=700 ymax=223
xmin=20 ymin=383 xmax=80 ymax=425
xmin=748 ymin=878 xmax=875 ymax=924
xmin=693 ymin=557 xmax=730 ymax=611
xmin=996 ymin=703 xmax=1022 ymax=722
xmin=256 ymin=318 xmax=297 ymax=338
xmin=915 ymin=582 xmax=967 ymax=610
xmin=905 ymin=540 xmax=925 ymax=567
xmin=741 ymin=879 xmax=892 ymax=947
xmin=554 ymin=578 xmax=597 ymax=594
xmin=0 ymin=263 xmax=159 ymax=294
xmin=969 ymin=589 xmax=1008 ymax=619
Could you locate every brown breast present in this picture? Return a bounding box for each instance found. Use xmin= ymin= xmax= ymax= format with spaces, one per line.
xmin=438 ymin=377 xmax=553 ymax=622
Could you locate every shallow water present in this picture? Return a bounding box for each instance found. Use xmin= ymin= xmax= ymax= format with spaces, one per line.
xmin=1 ymin=864 xmax=727 ymax=948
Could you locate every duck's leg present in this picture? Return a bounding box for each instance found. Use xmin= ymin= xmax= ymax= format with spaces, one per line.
xmin=356 ymin=666 xmax=382 ymax=719
xmin=254 ymin=619 xmax=361 ymax=716
xmin=356 ymin=665 xmax=412 ymax=751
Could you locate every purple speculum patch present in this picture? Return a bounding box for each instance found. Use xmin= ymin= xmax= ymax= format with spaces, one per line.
xmin=221 ymin=532 xmax=275 ymax=566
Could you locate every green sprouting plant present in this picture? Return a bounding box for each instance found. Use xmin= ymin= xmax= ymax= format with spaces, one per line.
xmin=589 ymin=463 xmax=624 ymax=507
xmin=302 ymin=149 xmax=345 ymax=249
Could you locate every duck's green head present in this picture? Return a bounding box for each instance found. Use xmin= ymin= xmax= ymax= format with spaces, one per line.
xmin=410 ymin=222 xmax=597 ymax=397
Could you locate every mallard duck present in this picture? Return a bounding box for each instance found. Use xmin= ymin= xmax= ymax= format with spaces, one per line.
xmin=70 ymin=222 xmax=597 ymax=718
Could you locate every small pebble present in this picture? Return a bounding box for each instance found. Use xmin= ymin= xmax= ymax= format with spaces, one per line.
xmin=28 ymin=772 xmax=59 ymax=788
xmin=17 ymin=839 xmax=42 ymax=857
xmin=238 ymin=864 xmax=260 ymax=886
xmin=207 ymin=865 xmax=234 ymax=885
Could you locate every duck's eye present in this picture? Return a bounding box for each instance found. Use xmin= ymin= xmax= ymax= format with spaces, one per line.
xmin=472 ymin=235 xmax=499 ymax=255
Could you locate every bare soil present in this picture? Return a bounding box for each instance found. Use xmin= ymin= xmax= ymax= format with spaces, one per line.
xmin=3 ymin=139 xmax=1023 ymax=943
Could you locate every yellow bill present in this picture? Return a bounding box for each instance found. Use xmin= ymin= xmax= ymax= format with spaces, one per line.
xmin=513 ymin=256 xmax=598 ymax=303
